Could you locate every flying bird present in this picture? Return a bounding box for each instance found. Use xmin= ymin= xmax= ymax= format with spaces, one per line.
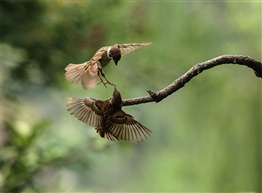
xmin=65 ymin=42 xmax=151 ymax=90
xmin=66 ymin=87 xmax=152 ymax=143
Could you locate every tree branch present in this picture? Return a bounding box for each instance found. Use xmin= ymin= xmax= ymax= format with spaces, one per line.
xmin=122 ymin=55 xmax=261 ymax=106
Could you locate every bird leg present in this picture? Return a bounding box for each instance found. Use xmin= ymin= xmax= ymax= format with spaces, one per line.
xmin=97 ymin=73 xmax=108 ymax=88
xmin=97 ymin=70 xmax=116 ymax=88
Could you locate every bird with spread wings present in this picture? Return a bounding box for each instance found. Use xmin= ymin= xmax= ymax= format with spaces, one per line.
xmin=65 ymin=43 xmax=151 ymax=90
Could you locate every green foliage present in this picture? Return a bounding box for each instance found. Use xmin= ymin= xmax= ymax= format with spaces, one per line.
xmin=2 ymin=120 xmax=49 ymax=192
xmin=1 ymin=1 xmax=261 ymax=192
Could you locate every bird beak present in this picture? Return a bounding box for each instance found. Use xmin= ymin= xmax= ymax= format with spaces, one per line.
xmin=113 ymin=59 xmax=118 ymax=66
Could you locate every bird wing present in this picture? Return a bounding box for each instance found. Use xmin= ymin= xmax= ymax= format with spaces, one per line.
xmin=65 ymin=61 xmax=99 ymax=90
xmin=115 ymin=42 xmax=152 ymax=57
xmin=66 ymin=97 xmax=104 ymax=128
xmin=91 ymin=46 xmax=110 ymax=61
xmin=106 ymin=110 xmax=152 ymax=143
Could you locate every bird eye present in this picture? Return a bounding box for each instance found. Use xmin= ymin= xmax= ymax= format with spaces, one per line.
xmin=109 ymin=53 xmax=113 ymax=58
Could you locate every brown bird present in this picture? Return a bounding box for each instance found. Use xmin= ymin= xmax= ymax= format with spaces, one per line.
xmin=66 ymin=87 xmax=152 ymax=143
xmin=65 ymin=42 xmax=151 ymax=90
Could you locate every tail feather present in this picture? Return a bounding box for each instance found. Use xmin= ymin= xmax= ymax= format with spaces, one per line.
xmin=65 ymin=62 xmax=88 ymax=85
xmin=65 ymin=61 xmax=98 ymax=89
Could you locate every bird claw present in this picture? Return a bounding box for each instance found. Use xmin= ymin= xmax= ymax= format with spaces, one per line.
xmin=97 ymin=78 xmax=115 ymax=88
xmin=97 ymin=81 xmax=107 ymax=88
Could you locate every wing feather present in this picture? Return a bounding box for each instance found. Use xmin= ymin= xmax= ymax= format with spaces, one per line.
xmin=66 ymin=97 xmax=103 ymax=128
xmin=116 ymin=42 xmax=152 ymax=57
xmin=107 ymin=110 xmax=152 ymax=143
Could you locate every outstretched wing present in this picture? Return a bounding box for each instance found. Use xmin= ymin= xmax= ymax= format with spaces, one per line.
xmin=106 ymin=110 xmax=152 ymax=143
xmin=115 ymin=42 xmax=152 ymax=57
xmin=65 ymin=61 xmax=99 ymax=90
xmin=66 ymin=97 xmax=104 ymax=128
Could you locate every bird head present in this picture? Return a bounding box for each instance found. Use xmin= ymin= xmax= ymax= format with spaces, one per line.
xmin=111 ymin=87 xmax=122 ymax=107
xmin=107 ymin=47 xmax=121 ymax=65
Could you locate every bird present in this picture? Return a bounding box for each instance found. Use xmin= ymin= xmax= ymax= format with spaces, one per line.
xmin=66 ymin=87 xmax=152 ymax=143
xmin=65 ymin=42 xmax=151 ymax=90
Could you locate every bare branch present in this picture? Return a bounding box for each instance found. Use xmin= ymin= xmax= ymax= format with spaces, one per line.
xmin=122 ymin=55 xmax=261 ymax=106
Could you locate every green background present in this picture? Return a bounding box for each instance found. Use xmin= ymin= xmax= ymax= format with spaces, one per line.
xmin=1 ymin=1 xmax=261 ymax=192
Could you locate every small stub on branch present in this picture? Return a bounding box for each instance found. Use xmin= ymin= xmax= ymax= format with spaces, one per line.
xmin=147 ymin=90 xmax=162 ymax=103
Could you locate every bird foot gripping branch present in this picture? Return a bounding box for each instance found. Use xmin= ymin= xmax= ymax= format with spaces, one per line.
xmin=65 ymin=42 xmax=152 ymax=143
